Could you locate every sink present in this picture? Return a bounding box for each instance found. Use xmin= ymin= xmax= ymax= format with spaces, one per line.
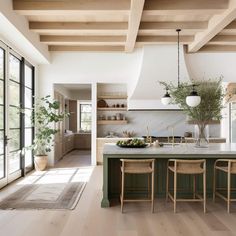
xmin=162 ymin=143 xmax=181 ymax=146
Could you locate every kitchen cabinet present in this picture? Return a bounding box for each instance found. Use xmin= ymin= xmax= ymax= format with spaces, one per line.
xmin=64 ymin=134 xmax=74 ymax=154
xmin=74 ymin=133 xmax=91 ymax=150
xmin=96 ymin=138 xmax=131 ymax=164
xmin=54 ymin=91 xmax=65 ymax=162
xmin=69 ymin=100 xmax=77 ymax=133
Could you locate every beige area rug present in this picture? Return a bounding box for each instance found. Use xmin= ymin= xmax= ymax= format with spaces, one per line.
xmin=0 ymin=168 xmax=90 ymax=210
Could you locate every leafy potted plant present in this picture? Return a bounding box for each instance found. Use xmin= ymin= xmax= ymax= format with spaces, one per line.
xmin=160 ymin=78 xmax=225 ymax=147
xmin=23 ymin=95 xmax=69 ymax=171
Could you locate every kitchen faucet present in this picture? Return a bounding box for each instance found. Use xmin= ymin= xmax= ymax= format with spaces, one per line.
xmin=167 ymin=125 xmax=175 ymax=146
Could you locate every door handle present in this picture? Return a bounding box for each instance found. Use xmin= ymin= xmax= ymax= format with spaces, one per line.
xmin=4 ymin=135 xmax=11 ymax=146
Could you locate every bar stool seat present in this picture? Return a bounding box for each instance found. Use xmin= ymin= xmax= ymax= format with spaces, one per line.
xmin=120 ymin=159 xmax=155 ymax=213
xmin=166 ymin=159 xmax=206 ymax=213
xmin=213 ymin=159 xmax=236 ymax=213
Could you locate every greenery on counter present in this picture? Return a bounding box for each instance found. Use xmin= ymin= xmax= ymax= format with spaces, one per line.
xmin=160 ymin=78 xmax=225 ymax=147
xmin=117 ymin=139 xmax=146 ymax=147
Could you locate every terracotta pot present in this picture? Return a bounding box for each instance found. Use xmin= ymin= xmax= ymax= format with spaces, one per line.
xmin=34 ymin=155 xmax=48 ymax=171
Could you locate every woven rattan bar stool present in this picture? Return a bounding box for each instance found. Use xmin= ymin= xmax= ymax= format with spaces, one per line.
xmin=166 ymin=159 xmax=206 ymax=213
xmin=120 ymin=159 xmax=155 ymax=213
xmin=213 ymin=159 xmax=236 ymax=213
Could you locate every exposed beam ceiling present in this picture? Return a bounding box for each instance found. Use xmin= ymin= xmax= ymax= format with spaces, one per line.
xmin=13 ymin=0 xmax=236 ymax=52
xmin=13 ymin=0 xmax=130 ymax=14
xmin=125 ymin=0 xmax=145 ymax=52
xmin=188 ymin=0 xmax=236 ymax=52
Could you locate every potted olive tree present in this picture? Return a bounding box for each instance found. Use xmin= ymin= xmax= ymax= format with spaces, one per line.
xmin=160 ymin=78 xmax=225 ymax=147
xmin=24 ymin=95 xmax=69 ymax=171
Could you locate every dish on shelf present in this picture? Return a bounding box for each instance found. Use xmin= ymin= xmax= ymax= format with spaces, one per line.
xmin=116 ymin=139 xmax=148 ymax=148
xmin=97 ymin=99 xmax=107 ymax=108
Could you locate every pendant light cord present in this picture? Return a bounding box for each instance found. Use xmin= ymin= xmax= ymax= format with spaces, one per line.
xmin=177 ymin=29 xmax=181 ymax=88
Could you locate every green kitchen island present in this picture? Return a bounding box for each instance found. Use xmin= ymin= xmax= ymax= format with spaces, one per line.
xmin=101 ymin=143 xmax=236 ymax=208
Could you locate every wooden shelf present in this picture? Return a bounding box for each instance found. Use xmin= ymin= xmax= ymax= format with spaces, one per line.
xmin=97 ymin=120 xmax=128 ymax=125
xmin=97 ymin=95 xmax=127 ymax=99
xmin=97 ymin=107 xmax=127 ymax=111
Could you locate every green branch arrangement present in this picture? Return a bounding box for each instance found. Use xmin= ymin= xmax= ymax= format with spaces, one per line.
xmin=160 ymin=78 xmax=225 ymax=126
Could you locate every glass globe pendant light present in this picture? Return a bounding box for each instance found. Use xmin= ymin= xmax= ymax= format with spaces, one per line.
xmin=161 ymin=29 xmax=201 ymax=107
xmin=161 ymin=88 xmax=171 ymax=105
xmin=186 ymin=84 xmax=201 ymax=107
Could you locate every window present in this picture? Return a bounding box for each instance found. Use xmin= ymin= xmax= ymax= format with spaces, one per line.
xmin=80 ymin=103 xmax=92 ymax=132
xmin=23 ymin=62 xmax=34 ymax=170
xmin=0 ymin=41 xmax=35 ymax=189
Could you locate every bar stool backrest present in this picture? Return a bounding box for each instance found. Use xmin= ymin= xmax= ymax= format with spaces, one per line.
xmin=175 ymin=159 xmax=205 ymax=174
xmin=120 ymin=159 xmax=155 ymax=173
xmin=230 ymin=160 xmax=236 ymax=173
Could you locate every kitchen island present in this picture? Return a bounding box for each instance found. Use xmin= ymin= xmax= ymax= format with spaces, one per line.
xmin=101 ymin=143 xmax=236 ymax=207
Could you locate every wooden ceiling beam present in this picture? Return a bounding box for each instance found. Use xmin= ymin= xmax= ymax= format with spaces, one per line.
xmin=208 ymin=35 xmax=236 ymax=45
xmin=125 ymin=0 xmax=145 ymax=52
xmin=13 ymin=0 xmax=130 ymax=15
xmin=139 ymin=22 xmax=208 ymax=30
xmin=143 ymin=0 xmax=227 ymax=15
xmin=198 ymin=44 xmax=236 ymax=52
xmin=40 ymin=35 xmax=126 ymax=46
xmin=136 ymin=35 xmax=194 ymax=45
xmin=188 ymin=0 xmax=236 ymax=52
xmin=49 ymin=45 xmax=124 ymax=52
xmin=40 ymin=35 xmax=126 ymax=43
xmin=29 ymin=22 xmax=128 ymax=30
xmin=142 ymin=1 xmax=227 ymax=17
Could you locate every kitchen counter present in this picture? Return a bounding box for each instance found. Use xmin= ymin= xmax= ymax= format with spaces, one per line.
xmin=185 ymin=137 xmax=226 ymax=143
xmin=101 ymin=143 xmax=236 ymax=208
xmin=96 ymin=137 xmax=133 ymax=164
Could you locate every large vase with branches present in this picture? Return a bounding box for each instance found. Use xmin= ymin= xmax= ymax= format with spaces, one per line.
xmin=160 ymin=78 xmax=224 ymax=147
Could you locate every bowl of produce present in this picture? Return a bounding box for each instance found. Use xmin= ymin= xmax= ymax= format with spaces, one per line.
xmin=116 ymin=139 xmax=148 ymax=148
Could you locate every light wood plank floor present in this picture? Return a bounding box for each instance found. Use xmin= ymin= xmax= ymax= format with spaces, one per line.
xmin=0 ymin=150 xmax=236 ymax=236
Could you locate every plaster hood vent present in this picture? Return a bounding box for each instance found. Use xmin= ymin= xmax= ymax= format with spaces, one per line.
xmin=128 ymin=45 xmax=190 ymax=110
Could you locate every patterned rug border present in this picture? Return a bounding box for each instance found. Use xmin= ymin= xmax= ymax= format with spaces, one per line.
xmin=0 ymin=182 xmax=87 ymax=211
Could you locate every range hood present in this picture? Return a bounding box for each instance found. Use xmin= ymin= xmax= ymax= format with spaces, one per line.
xmin=127 ymin=45 xmax=190 ymax=110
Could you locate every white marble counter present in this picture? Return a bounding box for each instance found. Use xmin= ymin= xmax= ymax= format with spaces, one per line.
xmin=103 ymin=143 xmax=236 ymax=156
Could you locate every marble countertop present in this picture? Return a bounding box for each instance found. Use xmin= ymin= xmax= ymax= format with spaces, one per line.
xmin=103 ymin=143 xmax=236 ymax=156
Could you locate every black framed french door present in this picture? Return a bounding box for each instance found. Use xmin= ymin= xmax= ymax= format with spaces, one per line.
xmin=0 ymin=41 xmax=34 ymax=189
xmin=0 ymin=42 xmax=6 ymax=188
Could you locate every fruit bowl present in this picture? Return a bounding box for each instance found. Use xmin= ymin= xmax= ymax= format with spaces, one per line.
xmin=116 ymin=139 xmax=148 ymax=148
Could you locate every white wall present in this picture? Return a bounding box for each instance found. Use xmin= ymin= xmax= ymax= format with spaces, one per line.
xmin=185 ymin=51 xmax=236 ymax=82
xmin=38 ymin=50 xmax=142 ymax=97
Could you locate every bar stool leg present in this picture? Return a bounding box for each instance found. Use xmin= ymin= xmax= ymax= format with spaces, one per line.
xmin=121 ymin=171 xmax=125 ymax=213
xmin=193 ymin=175 xmax=196 ymax=199
xmin=166 ymin=167 xmax=169 ymax=202
xmin=151 ymin=170 xmax=154 ymax=213
xmin=227 ymin=171 xmax=231 ymax=213
xmin=148 ymin=174 xmax=150 ymax=199
xmin=203 ymin=170 xmax=206 ymax=213
xmin=174 ymin=171 xmax=177 ymax=213
xmin=213 ymin=166 xmax=216 ymax=202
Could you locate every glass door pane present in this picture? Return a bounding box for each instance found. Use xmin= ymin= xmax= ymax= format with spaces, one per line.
xmin=8 ymin=54 xmax=21 ymax=174
xmin=0 ymin=47 xmax=5 ymax=181
xmin=24 ymin=64 xmax=34 ymax=170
